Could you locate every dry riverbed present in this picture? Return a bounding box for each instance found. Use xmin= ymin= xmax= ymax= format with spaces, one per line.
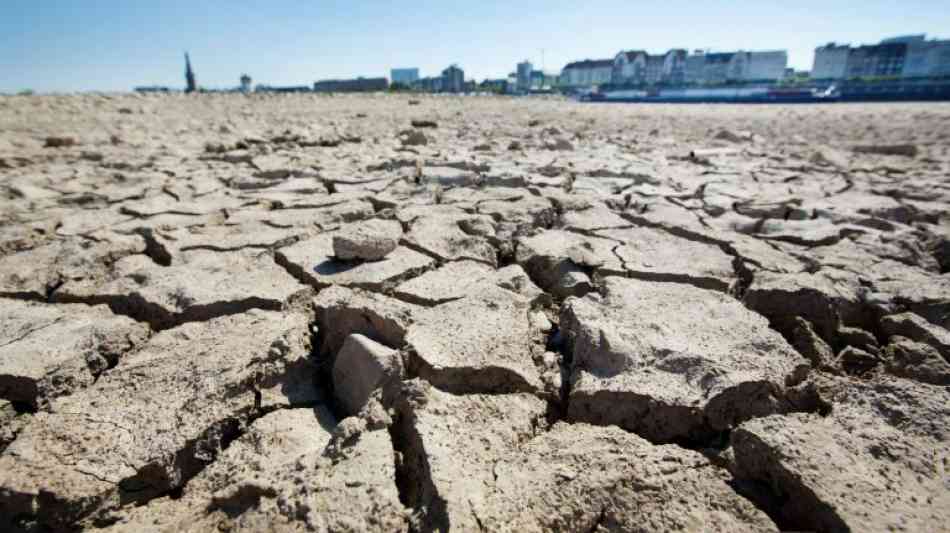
xmin=0 ymin=93 xmax=949 ymax=531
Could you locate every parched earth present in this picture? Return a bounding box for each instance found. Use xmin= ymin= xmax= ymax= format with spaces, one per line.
xmin=0 ymin=93 xmax=949 ymax=532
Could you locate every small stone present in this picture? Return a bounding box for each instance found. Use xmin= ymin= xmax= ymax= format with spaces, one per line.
xmin=44 ymin=136 xmax=76 ymax=148
xmin=714 ymin=129 xmax=751 ymax=143
xmin=880 ymin=312 xmax=950 ymax=362
xmin=545 ymin=137 xmax=574 ymax=151
xmin=883 ymin=337 xmax=950 ymax=385
xmin=529 ymin=310 xmax=553 ymax=332
xmin=853 ymin=144 xmax=918 ymax=157
xmin=402 ymin=130 xmax=428 ymax=147
xmin=791 ymin=317 xmax=836 ymax=371
xmin=837 ymin=346 xmax=880 ymax=375
xmin=332 ymin=334 xmax=404 ymax=415
xmin=332 ymin=219 xmax=402 ymax=261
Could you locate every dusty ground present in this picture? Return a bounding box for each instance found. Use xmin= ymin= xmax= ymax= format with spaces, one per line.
xmin=0 ymin=93 xmax=949 ymax=532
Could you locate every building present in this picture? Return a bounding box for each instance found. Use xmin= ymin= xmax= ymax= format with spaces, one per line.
xmin=812 ymin=35 xmax=950 ymax=80
xmin=312 ymin=77 xmax=389 ymax=92
xmin=441 ymin=65 xmax=465 ymax=93
xmin=846 ymin=42 xmax=907 ymax=78
xmin=530 ymin=70 xmax=545 ymax=90
xmin=612 ymin=49 xmax=686 ymax=85
xmin=684 ymin=50 xmax=787 ymax=84
xmin=516 ymin=61 xmax=533 ymax=92
xmin=480 ymin=78 xmax=509 ymax=93
xmin=560 ymin=59 xmax=614 ymax=89
xmin=506 ymin=72 xmax=518 ymax=93
xmin=391 ymin=68 xmax=419 ymax=85
xmin=746 ymin=50 xmax=788 ymax=80
xmin=812 ymin=43 xmax=851 ymax=79
xmin=413 ymin=76 xmax=443 ymax=93
xmin=890 ymin=35 xmax=950 ymax=78
xmin=240 ymin=74 xmax=252 ymax=94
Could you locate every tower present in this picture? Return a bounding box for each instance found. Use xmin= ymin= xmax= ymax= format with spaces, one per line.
xmin=185 ymin=53 xmax=196 ymax=93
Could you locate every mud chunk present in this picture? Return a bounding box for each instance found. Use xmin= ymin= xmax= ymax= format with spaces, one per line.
xmin=790 ymin=317 xmax=836 ymax=371
xmin=393 ymin=381 xmax=775 ymax=532
xmin=516 ymin=229 xmax=621 ymax=298
xmin=744 ymin=271 xmax=862 ymax=342
xmin=597 ymin=226 xmax=737 ymax=292
xmin=279 ymin=232 xmax=432 ymax=292
xmin=332 ymin=334 xmax=403 ymax=416
xmin=562 ymin=277 xmax=809 ymax=443
xmin=405 ymin=213 xmax=497 ymax=266
xmin=0 ymin=236 xmax=144 ymax=300
xmin=392 ymin=380 xmax=548 ymax=531
xmin=882 ymin=337 xmax=950 ymax=385
xmin=55 ymin=250 xmax=309 ymax=330
xmin=94 ymin=408 xmax=336 ymax=532
xmin=312 ymin=285 xmax=419 ymax=355
xmin=0 ymin=311 xmax=315 ymax=530
xmin=250 ymin=155 xmax=294 ymax=180
xmin=880 ymin=312 xmax=950 ymax=362
xmin=393 ymin=260 xmax=545 ymax=306
xmin=728 ymin=375 xmax=950 ymax=532
xmin=837 ymin=345 xmax=880 ymax=375
xmin=213 ymin=412 xmax=409 ymax=532
xmin=836 ymin=325 xmax=880 ymax=354
xmin=331 ymin=219 xmax=401 ymax=261
xmin=0 ymin=300 xmax=149 ymax=409
xmin=0 ymin=402 xmax=30 ymax=454
xmin=407 ymin=286 xmax=545 ymax=395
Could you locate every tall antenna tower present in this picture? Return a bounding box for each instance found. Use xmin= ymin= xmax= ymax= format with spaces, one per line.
xmin=184 ymin=52 xmax=197 ymax=93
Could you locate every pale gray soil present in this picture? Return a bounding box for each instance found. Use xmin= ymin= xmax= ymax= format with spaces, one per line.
xmin=0 ymin=93 xmax=948 ymax=532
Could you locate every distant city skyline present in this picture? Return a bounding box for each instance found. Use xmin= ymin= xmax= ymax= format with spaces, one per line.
xmin=3 ymin=0 xmax=950 ymax=93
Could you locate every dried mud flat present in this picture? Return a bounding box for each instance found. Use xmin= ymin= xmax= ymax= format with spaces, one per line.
xmin=0 ymin=93 xmax=949 ymax=532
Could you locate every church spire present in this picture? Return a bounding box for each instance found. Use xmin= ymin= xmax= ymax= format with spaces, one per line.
xmin=185 ymin=52 xmax=196 ymax=93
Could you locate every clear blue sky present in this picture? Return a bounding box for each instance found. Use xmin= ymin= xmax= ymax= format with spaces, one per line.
xmin=3 ymin=0 xmax=949 ymax=93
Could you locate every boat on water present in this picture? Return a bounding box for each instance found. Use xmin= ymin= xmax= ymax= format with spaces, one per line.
xmin=580 ymin=85 xmax=840 ymax=103
xmin=579 ymin=79 xmax=950 ymax=103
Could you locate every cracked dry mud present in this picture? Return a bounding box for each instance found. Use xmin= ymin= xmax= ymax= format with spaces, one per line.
xmin=1 ymin=94 xmax=949 ymax=533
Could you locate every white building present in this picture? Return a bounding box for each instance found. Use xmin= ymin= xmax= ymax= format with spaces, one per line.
xmin=560 ymin=59 xmax=614 ymax=89
xmin=684 ymin=50 xmax=787 ymax=83
xmin=746 ymin=50 xmax=788 ymax=80
xmin=613 ymin=50 xmax=687 ymax=85
xmin=902 ymin=37 xmax=950 ymax=77
xmin=812 ymin=44 xmax=851 ymax=79
xmin=613 ymin=51 xmax=647 ymax=83
xmin=812 ymin=35 xmax=950 ymax=80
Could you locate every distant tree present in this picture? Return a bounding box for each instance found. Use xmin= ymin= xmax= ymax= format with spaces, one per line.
xmin=389 ymin=82 xmax=411 ymax=92
xmin=17 ymin=89 xmax=34 ymax=96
